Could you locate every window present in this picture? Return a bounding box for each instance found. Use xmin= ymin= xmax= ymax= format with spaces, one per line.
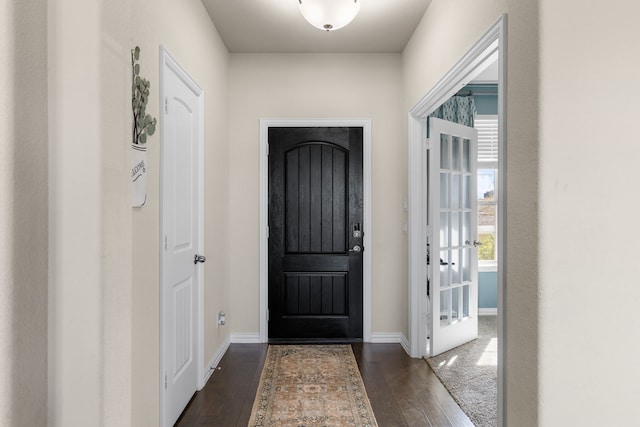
xmin=476 ymin=115 xmax=498 ymax=271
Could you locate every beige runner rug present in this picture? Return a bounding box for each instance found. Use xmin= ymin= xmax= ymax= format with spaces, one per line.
xmin=248 ymin=345 xmax=378 ymax=427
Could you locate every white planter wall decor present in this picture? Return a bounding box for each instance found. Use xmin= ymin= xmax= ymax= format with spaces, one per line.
xmin=131 ymin=143 xmax=147 ymax=207
xmin=131 ymin=46 xmax=156 ymax=208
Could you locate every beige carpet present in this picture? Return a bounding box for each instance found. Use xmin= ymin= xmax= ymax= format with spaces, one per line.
xmin=248 ymin=345 xmax=378 ymax=427
xmin=426 ymin=315 xmax=498 ymax=427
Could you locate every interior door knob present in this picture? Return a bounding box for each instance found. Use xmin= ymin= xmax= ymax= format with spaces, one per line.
xmin=194 ymin=254 xmax=206 ymax=264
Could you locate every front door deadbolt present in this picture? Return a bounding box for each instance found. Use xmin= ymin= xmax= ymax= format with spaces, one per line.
xmin=353 ymin=223 xmax=363 ymax=238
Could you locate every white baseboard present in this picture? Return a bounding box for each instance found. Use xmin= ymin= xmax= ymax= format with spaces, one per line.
xmin=369 ymin=332 xmax=402 ymax=343
xmin=201 ymin=335 xmax=230 ymax=388
xmin=227 ymin=332 xmax=412 ymax=354
xmin=230 ymin=332 xmax=262 ymax=343
xmin=369 ymin=332 xmax=411 ymax=355
xmin=479 ymin=308 xmax=498 ymax=316
xmin=399 ymin=335 xmax=410 ymax=355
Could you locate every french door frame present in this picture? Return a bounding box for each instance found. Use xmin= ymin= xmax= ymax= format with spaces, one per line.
xmin=407 ymin=15 xmax=507 ymax=426
xmin=259 ymin=119 xmax=372 ymax=343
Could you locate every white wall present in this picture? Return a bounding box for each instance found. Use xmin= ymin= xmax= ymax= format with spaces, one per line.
xmin=537 ymin=0 xmax=640 ymax=424
xmin=0 ymin=0 xmax=48 ymax=425
xmin=228 ymin=53 xmax=407 ymax=337
xmin=47 ymin=0 xmax=230 ymax=425
xmin=48 ymin=0 xmax=134 ymax=425
xmin=130 ymin=1 xmax=230 ymax=425
xmin=17 ymin=1 xmax=640 ymax=425
xmin=403 ymin=0 xmax=540 ymax=424
xmin=406 ymin=0 xmax=640 ymax=425
xmin=403 ymin=0 xmax=507 ymax=110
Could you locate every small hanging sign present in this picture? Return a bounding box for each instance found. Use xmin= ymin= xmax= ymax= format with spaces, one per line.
xmin=131 ymin=143 xmax=147 ymax=207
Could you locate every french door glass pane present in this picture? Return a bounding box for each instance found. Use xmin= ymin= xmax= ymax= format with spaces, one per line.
xmin=463 ymin=138 xmax=470 ymax=172
xmin=451 ymin=249 xmax=460 ymax=285
xmin=463 ymin=174 xmax=471 ymax=209
xmin=440 ymin=250 xmax=450 ymax=287
xmin=440 ymin=134 xmax=450 ymax=170
xmin=452 ymin=137 xmax=461 ymax=171
xmin=463 ymin=285 xmax=470 ymax=318
xmin=452 ymin=286 xmax=460 ymax=322
xmin=440 ymin=289 xmax=451 ymax=326
xmin=440 ymin=212 xmax=449 ymax=248
xmin=451 ymin=212 xmax=460 ymax=247
xmin=462 ymin=248 xmax=471 ymax=282
xmin=451 ymin=174 xmax=460 ymax=209
xmin=440 ymin=173 xmax=449 ymax=209
xmin=462 ymin=212 xmax=471 ymax=244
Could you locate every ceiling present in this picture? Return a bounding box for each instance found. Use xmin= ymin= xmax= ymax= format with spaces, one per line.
xmin=201 ymin=0 xmax=432 ymax=53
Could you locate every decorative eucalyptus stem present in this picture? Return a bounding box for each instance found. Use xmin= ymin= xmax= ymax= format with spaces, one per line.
xmin=131 ymin=46 xmax=157 ymax=145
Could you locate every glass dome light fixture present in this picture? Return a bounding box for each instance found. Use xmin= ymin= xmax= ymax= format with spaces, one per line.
xmin=298 ymin=0 xmax=361 ymax=32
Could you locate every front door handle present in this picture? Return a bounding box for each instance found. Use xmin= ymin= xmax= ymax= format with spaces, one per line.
xmin=349 ymin=245 xmax=362 ymax=253
xmin=194 ymin=254 xmax=206 ymax=264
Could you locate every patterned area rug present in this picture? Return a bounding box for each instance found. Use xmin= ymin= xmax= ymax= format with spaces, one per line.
xmin=248 ymin=345 xmax=378 ymax=427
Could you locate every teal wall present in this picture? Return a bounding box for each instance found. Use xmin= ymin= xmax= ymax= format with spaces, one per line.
xmin=474 ymin=93 xmax=498 ymax=115
xmin=458 ymin=83 xmax=498 ymax=115
xmin=479 ymin=272 xmax=498 ymax=308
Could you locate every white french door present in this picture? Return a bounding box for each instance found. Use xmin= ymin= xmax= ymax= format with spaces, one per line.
xmin=160 ymin=48 xmax=204 ymax=427
xmin=428 ymin=117 xmax=479 ymax=357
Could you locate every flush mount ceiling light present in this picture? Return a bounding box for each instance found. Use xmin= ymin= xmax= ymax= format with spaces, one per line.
xmin=298 ymin=0 xmax=361 ymax=32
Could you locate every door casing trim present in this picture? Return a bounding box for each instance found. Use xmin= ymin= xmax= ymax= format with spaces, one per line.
xmin=259 ymin=118 xmax=372 ymax=343
xmin=159 ymin=45 xmax=205 ymax=427
xmin=407 ymin=14 xmax=507 ymax=427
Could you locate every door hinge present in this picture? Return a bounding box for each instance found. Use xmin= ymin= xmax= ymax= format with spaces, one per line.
xmin=164 ymin=97 xmax=168 ymax=114
xmin=425 ymin=138 xmax=432 ymax=149
xmin=164 ymin=373 xmax=168 ymax=389
xmin=267 ymin=308 xmax=270 ymax=322
xmin=164 ymin=235 xmax=168 ymax=251
xmin=266 ymin=226 xmax=269 ymax=239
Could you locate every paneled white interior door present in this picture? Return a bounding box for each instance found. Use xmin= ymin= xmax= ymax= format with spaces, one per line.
xmin=160 ymin=48 xmax=204 ymax=427
xmin=428 ymin=117 xmax=478 ymax=356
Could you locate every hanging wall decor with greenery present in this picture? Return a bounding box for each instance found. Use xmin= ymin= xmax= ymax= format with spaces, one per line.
xmin=131 ymin=46 xmax=157 ymax=145
xmin=131 ymin=46 xmax=156 ymax=207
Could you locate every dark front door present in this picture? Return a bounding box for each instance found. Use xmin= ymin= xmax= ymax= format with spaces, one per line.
xmin=268 ymin=127 xmax=363 ymax=341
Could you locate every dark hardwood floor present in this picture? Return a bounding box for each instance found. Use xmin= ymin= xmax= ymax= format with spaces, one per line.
xmin=175 ymin=343 xmax=473 ymax=427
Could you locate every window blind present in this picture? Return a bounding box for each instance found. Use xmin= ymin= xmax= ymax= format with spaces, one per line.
xmin=475 ymin=115 xmax=498 ymax=163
